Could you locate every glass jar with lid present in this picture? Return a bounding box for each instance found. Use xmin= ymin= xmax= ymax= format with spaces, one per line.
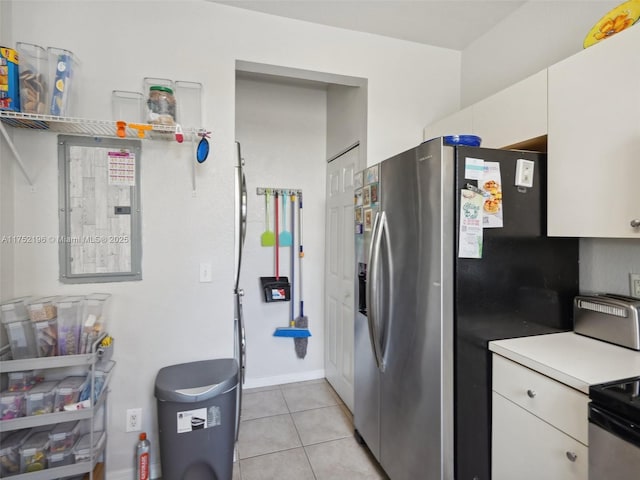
xmin=147 ymin=85 xmax=176 ymax=125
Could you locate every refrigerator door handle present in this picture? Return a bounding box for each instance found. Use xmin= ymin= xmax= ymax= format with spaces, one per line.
xmin=379 ymin=211 xmax=394 ymax=371
xmin=367 ymin=210 xmax=386 ymax=372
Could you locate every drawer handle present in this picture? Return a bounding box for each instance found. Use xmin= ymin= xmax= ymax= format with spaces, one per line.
xmin=566 ymin=451 xmax=577 ymax=462
xmin=526 ymin=389 xmax=536 ymax=398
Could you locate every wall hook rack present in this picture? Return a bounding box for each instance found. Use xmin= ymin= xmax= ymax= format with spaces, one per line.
xmin=256 ymin=187 xmax=302 ymax=197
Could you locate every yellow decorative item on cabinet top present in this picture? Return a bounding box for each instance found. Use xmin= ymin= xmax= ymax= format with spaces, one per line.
xmin=584 ymin=0 xmax=640 ymax=48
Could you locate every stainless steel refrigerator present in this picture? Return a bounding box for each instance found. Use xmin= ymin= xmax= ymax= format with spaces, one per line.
xmin=353 ymin=137 xmax=579 ymax=480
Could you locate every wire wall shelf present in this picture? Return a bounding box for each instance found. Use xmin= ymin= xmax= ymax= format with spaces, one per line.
xmin=0 ymin=111 xmax=205 ymax=186
xmin=0 ymin=111 xmax=198 ymax=140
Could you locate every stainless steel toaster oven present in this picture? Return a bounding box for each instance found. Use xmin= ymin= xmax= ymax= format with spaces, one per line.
xmin=574 ymin=293 xmax=640 ymax=351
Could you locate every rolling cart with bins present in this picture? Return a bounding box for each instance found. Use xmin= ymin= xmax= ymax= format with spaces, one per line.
xmin=0 ymin=333 xmax=114 ymax=479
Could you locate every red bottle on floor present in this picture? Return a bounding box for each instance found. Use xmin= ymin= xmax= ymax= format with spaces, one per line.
xmin=135 ymin=432 xmax=150 ymax=480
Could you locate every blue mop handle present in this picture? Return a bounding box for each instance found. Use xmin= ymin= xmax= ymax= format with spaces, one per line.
xmin=290 ymin=193 xmax=296 ymax=326
xmin=298 ymin=193 xmax=304 ymax=317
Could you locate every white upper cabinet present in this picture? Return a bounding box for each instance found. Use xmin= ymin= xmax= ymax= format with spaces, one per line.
xmin=548 ymin=26 xmax=640 ymax=238
xmin=473 ymin=70 xmax=547 ymax=149
xmin=423 ymin=71 xmax=547 ymax=148
xmin=422 ymin=106 xmax=473 ymax=141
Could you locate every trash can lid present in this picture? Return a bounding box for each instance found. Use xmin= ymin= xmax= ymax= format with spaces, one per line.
xmin=154 ymin=358 xmax=238 ymax=403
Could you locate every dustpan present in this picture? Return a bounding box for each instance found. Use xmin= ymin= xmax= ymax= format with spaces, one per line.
xmin=261 ymin=191 xmax=290 ymax=302
xmin=274 ymin=192 xmax=311 ymax=339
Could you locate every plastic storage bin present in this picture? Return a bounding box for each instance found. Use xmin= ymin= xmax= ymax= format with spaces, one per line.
xmin=2 ymin=297 xmax=38 ymax=359
xmin=0 ymin=297 xmax=31 ymax=323
xmin=7 ymin=371 xmax=36 ymax=391
xmin=0 ymin=390 xmax=27 ymax=420
xmin=47 ymin=448 xmax=74 ymax=468
xmin=3 ymin=319 xmax=38 ymax=359
xmin=79 ymin=293 xmax=110 ymax=354
xmin=111 ymin=90 xmax=144 ymax=123
xmin=19 ymin=430 xmax=50 ymax=473
xmin=154 ymin=358 xmax=238 ymax=480
xmin=15 ymin=42 xmax=49 ymax=114
xmin=54 ymin=376 xmax=87 ymax=411
xmin=174 ymin=80 xmax=202 ymax=127
xmin=26 ymin=296 xmax=58 ymax=321
xmin=32 ymin=317 xmax=58 ymax=357
xmin=25 ymin=380 xmax=58 ymax=415
xmin=0 ymin=429 xmax=30 ymax=477
xmin=49 ymin=420 xmax=81 ymax=453
xmin=48 ymin=47 xmax=78 ymax=117
xmin=144 ymin=77 xmax=175 ymax=126
xmin=56 ymin=296 xmax=84 ymax=355
xmin=73 ymin=431 xmax=105 ymax=463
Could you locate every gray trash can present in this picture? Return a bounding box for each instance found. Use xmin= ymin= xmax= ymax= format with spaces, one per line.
xmin=154 ymin=358 xmax=238 ymax=480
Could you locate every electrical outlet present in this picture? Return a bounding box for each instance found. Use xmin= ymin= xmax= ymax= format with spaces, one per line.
xmin=630 ymin=273 xmax=640 ymax=298
xmin=126 ymin=408 xmax=142 ymax=432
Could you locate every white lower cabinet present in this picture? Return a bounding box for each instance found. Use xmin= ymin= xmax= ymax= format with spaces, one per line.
xmin=492 ymin=354 xmax=588 ymax=480
xmin=492 ymin=392 xmax=588 ymax=480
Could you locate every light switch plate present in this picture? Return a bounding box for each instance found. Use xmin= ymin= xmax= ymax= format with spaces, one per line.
xmin=515 ymin=159 xmax=535 ymax=188
xmin=200 ymin=263 xmax=212 ymax=283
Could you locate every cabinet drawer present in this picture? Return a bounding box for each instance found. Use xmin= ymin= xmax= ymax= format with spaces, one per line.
xmin=492 ymin=354 xmax=588 ymax=444
xmin=492 ymin=392 xmax=587 ymax=480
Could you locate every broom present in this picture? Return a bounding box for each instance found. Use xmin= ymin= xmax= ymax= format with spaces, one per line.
xmin=273 ymin=192 xmax=311 ymax=339
xmin=294 ymin=193 xmax=310 ymax=358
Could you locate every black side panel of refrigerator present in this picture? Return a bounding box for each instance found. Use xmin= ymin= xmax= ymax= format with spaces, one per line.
xmin=452 ymin=147 xmax=579 ymax=480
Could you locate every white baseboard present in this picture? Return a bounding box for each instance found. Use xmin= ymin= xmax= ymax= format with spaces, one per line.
xmin=243 ymin=369 xmax=325 ymax=389
xmin=108 ymin=463 xmax=161 ymax=480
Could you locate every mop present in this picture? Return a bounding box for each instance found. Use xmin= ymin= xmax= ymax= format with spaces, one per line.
xmin=294 ymin=193 xmax=310 ymax=358
xmin=273 ymin=192 xmax=311 ymax=339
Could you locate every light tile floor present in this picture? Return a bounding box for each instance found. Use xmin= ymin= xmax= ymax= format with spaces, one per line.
xmin=233 ymin=379 xmax=388 ymax=480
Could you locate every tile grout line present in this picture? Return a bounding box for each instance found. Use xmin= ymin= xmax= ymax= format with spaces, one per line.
xmin=239 ymin=379 xmax=372 ymax=479
xmin=282 ymin=383 xmax=319 ymax=479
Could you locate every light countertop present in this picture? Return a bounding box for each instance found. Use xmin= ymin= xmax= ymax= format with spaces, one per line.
xmin=489 ymin=332 xmax=640 ymax=394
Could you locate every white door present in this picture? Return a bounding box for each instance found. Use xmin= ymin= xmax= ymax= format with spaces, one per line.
xmin=325 ymin=146 xmax=358 ymax=411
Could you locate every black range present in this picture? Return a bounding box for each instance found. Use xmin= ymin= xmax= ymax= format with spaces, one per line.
xmin=588 ymin=376 xmax=640 ymax=480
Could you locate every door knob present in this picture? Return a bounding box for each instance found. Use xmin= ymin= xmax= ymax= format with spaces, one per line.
xmin=526 ymin=389 xmax=536 ymax=398
xmin=631 ymin=219 xmax=640 ymax=228
xmin=566 ymin=451 xmax=577 ymax=462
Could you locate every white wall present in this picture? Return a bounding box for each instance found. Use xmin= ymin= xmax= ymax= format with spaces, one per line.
xmin=326 ymin=83 xmax=367 ymax=161
xmin=2 ymin=1 xmax=460 ymax=477
xmin=235 ymin=75 xmax=327 ymax=386
xmin=461 ymin=0 xmax=618 ymax=106
xmin=0 ymin=0 xmax=15 ymax=344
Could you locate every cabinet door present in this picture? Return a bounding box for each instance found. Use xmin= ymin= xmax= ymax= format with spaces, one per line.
xmin=422 ymin=106 xmax=473 ymax=141
xmin=492 ymin=392 xmax=588 ymax=480
xmin=474 ymin=70 xmax=547 ymax=149
xmin=548 ymin=26 xmax=640 ymax=237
